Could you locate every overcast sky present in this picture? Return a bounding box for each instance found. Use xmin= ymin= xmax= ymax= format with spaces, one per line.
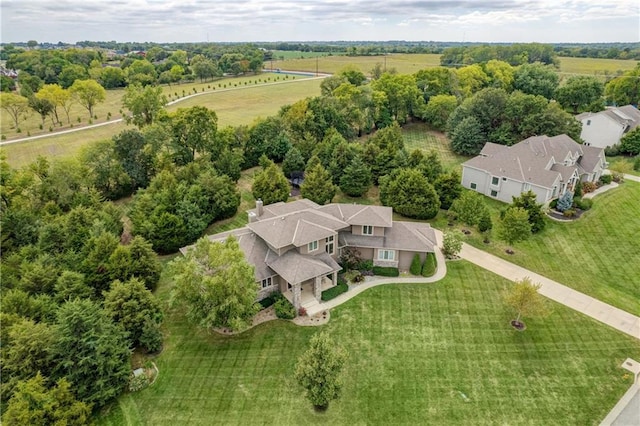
xmin=1 ymin=0 xmax=639 ymax=44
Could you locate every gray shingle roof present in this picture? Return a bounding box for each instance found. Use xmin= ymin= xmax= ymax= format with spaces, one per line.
xmin=463 ymin=135 xmax=599 ymax=189
xmin=265 ymin=250 xmax=341 ymax=284
xmin=317 ymin=204 xmax=393 ymax=227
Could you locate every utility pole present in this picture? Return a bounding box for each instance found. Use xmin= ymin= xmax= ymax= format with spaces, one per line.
xmin=316 ymin=56 xmax=319 ymax=77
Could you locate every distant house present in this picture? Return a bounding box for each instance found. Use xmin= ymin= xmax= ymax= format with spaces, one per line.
xmin=182 ymin=199 xmax=437 ymax=311
xmin=577 ymin=105 xmax=640 ymax=149
xmin=461 ymin=134 xmax=607 ymax=205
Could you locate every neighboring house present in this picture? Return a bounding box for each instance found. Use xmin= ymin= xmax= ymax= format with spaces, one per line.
xmin=183 ymin=199 xmax=437 ymax=310
xmin=461 ymin=134 xmax=607 ymax=205
xmin=577 ymin=105 xmax=640 ymax=149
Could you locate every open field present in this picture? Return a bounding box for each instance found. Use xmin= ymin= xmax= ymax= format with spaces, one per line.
xmin=270 ymin=50 xmax=341 ymax=60
xmin=557 ymin=56 xmax=638 ymax=77
xmin=269 ymin=53 xmax=442 ymax=75
xmin=1 ymin=77 xmax=322 ymax=169
xmin=436 ymin=182 xmax=640 ymax=316
xmin=0 ymin=73 xmax=313 ymax=142
xmin=96 ymin=260 xmax=640 ymax=425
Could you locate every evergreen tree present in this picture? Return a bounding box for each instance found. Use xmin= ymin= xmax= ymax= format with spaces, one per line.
xmin=450 ymin=116 xmax=485 ymax=156
xmin=51 ymin=299 xmax=130 ymax=408
xmin=556 ymin=191 xmax=574 ymax=212
xmin=301 ymin=162 xmax=336 ymax=205
xmin=281 ymin=146 xmax=305 ymax=178
xmin=252 ymin=159 xmax=290 ymax=205
xmin=410 ymin=253 xmax=422 ymax=275
xmin=478 ymin=209 xmax=493 ymax=233
xmin=379 ymin=168 xmax=440 ymax=219
xmin=435 ymin=171 xmax=463 ymax=210
xmin=450 ymin=191 xmax=488 ymax=226
xmin=294 ymin=331 xmax=347 ymax=411
xmin=339 ymin=156 xmax=372 ymax=197
xmin=421 ymin=252 xmax=437 ymax=277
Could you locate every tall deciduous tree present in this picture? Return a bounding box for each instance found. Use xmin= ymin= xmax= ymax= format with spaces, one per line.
xmin=170 ymin=236 xmax=259 ymax=331
xmin=252 ymin=159 xmax=290 ymax=205
xmin=620 ymin=127 xmax=640 ymax=156
xmin=498 ymin=206 xmax=532 ymax=246
xmin=604 ymin=64 xmax=640 ymax=106
xmin=122 ymin=84 xmax=167 ymax=128
xmin=51 ymin=299 xmax=130 ymax=409
xmin=442 ymin=230 xmax=463 ymax=259
xmin=36 ymin=83 xmax=71 ymax=124
xmin=434 ymin=171 xmax=462 ymax=210
xmin=503 ymin=277 xmax=548 ymax=329
xmin=170 ymin=106 xmax=218 ymax=164
xmin=1 ymin=93 xmax=30 ymax=129
xmin=301 ymin=162 xmax=336 ymax=205
xmin=450 ymin=190 xmax=489 ymax=226
xmin=294 ymin=331 xmax=347 ymax=411
xmin=513 ymin=63 xmax=559 ymax=99
xmin=69 ymin=79 xmax=106 ymax=119
xmin=423 ymin=94 xmax=458 ymax=131
xmin=380 ymin=168 xmax=440 ymax=219
xmin=555 ymin=75 xmax=604 ymax=113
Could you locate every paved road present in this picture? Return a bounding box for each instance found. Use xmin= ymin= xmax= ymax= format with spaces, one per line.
xmin=0 ymin=73 xmax=328 ymax=146
xmin=459 ymin=243 xmax=640 ymax=340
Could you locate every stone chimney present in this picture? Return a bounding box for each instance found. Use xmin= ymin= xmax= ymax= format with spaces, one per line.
xmin=256 ymin=199 xmax=263 ymax=217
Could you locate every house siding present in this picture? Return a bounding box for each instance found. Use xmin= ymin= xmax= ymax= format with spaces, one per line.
xmin=580 ymin=114 xmax=626 ymax=148
xmin=351 ymin=225 xmax=385 ymax=237
xmin=298 ymin=238 xmax=327 ymax=255
xmin=462 ymin=166 xmax=490 ymax=194
xmin=398 ymin=251 xmax=425 ymax=271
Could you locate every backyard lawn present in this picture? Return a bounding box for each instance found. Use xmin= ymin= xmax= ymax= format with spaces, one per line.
xmin=96 ymin=260 xmax=639 ymax=425
xmin=443 ymin=181 xmax=640 ymax=316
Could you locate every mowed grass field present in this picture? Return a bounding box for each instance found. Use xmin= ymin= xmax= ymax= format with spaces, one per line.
xmin=557 ymin=56 xmax=638 ymax=76
xmin=96 ymin=260 xmax=640 ymax=425
xmin=401 ymin=121 xmax=467 ymax=171
xmin=440 ymin=182 xmax=640 ymax=316
xmin=269 ymin=53 xmax=442 ymax=75
xmin=1 ymin=77 xmax=323 ymax=168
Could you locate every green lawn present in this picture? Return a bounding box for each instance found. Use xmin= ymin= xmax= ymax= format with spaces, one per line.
xmin=402 ymin=121 xmax=467 ymax=171
xmin=96 ymin=260 xmax=639 ymax=425
xmin=443 ymin=182 xmax=640 ymax=316
xmin=557 ymin=56 xmax=638 ymax=77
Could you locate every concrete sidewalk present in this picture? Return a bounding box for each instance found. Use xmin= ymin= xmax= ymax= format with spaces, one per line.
xmin=459 ymin=243 xmax=640 ymax=340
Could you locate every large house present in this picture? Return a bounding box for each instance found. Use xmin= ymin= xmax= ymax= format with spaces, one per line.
xmin=185 ymin=199 xmax=437 ymax=310
xmin=461 ymin=134 xmax=607 ymax=205
xmin=577 ymin=105 xmax=640 ymax=149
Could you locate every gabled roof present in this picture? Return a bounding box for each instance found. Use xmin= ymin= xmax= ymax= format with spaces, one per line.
xmin=247 ymin=198 xmax=319 ymax=220
xmin=578 ymin=144 xmax=605 ymax=174
xmin=247 ymin=209 xmax=348 ymax=250
xmin=265 ymin=251 xmax=341 ymax=284
xmin=317 ymin=204 xmax=393 ymax=227
xmin=578 ymin=105 xmax=640 ymax=131
xmin=463 ymin=135 xmax=596 ymax=189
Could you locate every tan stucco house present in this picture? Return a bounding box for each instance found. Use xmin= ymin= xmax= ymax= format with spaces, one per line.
xmin=577 ymin=105 xmax=640 ymax=149
xmin=461 ymin=134 xmax=607 ymax=205
xmin=191 ymin=199 xmax=437 ymax=310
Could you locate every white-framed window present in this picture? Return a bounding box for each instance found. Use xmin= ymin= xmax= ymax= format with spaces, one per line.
xmin=490 ymin=190 xmax=498 ymax=197
xmin=308 ymin=240 xmax=318 ymax=252
xmin=378 ymin=249 xmax=395 ymax=261
xmin=491 ymin=176 xmax=499 ymax=185
xmin=325 ymin=235 xmax=334 ymax=255
xmin=470 ymin=182 xmax=477 ymax=189
xmin=362 ymin=225 xmax=374 ymax=235
xmin=261 ymin=276 xmax=273 ymax=289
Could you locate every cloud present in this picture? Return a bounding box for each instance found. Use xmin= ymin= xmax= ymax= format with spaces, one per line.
xmin=1 ymin=0 xmax=638 ymax=42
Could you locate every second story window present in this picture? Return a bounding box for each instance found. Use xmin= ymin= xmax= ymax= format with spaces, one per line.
xmin=308 ymin=240 xmax=318 ymax=252
xmin=325 ymin=235 xmax=334 ymax=255
xmin=362 ymin=225 xmax=373 ymax=235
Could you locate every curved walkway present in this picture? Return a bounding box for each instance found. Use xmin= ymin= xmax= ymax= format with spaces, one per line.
xmin=459 ymin=243 xmax=640 ymax=340
xmin=306 ymin=233 xmax=447 ymax=316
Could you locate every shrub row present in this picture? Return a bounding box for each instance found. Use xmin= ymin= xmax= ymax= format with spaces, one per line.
xmin=372 ymin=266 xmax=399 ymax=277
xmin=321 ymin=282 xmax=349 ymax=301
xmin=574 ymin=197 xmax=593 ymax=211
xmin=259 ymin=294 xmax=277 ymax=309
xmin=422 ymin=252 xmax=437 ymax=277
xmin=599 ymin=174 xmax=613 ymax=185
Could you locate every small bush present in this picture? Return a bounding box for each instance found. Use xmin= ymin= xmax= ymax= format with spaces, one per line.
xmin=321 ymin=282 xmax=348 ymax=301
xmin=298 ymin=307 xmax=307 ymax=317
xmin=563 ymin=209 xmax=576 ymax=217
xmin=410 ymin=254 xmax=422 ymax=275
xmin=634 ymin=156 xmax=640 ymax=172
xmin=611 ymin=172 xmax=624 ymax=183
xmin=574 ymin=198 xmax=593 ymax=211
xmin=344 ymin=270 xmax=364 ymax=283
xmin=372 ymin=266 xmax=399 ymax=277
xmin=129 ymin=372 xmax=150 ymax=392
xmin=16 ymin=128 xmax=21 ymax=133
xmin=599 ymin=174 xmax=612 ymax=185
xmin=356 ymin=259 xmax=373 ymax=272
xmin=39 ymin=124 xmax=43 ymax=130
xmin=139 ymin=320 xmax=163 ymax=353
xmin=604 ymin=145 xmax=621 ymax=156
xmin=259 ymin=294 xmax=277 ymax=309
xmin=274 ymin=297 xmax=296 ymax=319
xmin=1 ymin=135 xmax=5 ymax=140
xmin=582 ymin=181 xmax=597 ymax=193
xmin=421 ymin=252 xmax=437 ymax=277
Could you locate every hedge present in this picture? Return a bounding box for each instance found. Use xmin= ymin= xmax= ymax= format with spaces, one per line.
xmin=321 ymin=282 xmax=348 ymax=301
xmin=259 ymin=294 xmax=277 ymax=309
xmin=409 ymin=253 xmax=422 ymax=275
xmin=372 ymin=266 xmax=399 ymax=277
xmin=421 ymin=252 xmax=437 ymax=277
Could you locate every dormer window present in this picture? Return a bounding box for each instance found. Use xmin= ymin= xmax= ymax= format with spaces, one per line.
xmin=308 ymin=240 xmax=318 ymax=252
xmin=362 ymin=225 xmax=373 ymax=235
